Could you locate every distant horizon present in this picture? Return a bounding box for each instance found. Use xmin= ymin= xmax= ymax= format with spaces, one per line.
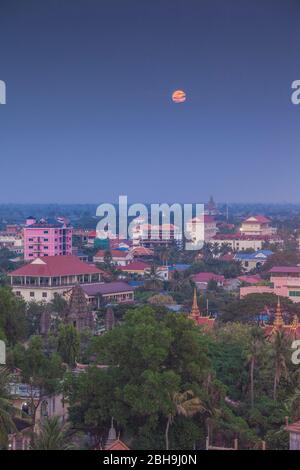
xmin=3 ymin=200 xmax=300 ymax=207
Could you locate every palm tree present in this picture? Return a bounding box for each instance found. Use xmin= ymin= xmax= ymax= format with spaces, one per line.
xmin=246 ymin=327 xmax=265 ymax=408
xmin=212 ymin=243 xmax=220 ymax=257
xmin=220 ymin=242 xmax=231 ymax=256
xmin=165 ymin=390 xmax=205 ymax=450
xmin=272 ymin=330 xmax=290 ymax=401
xmin=31 ymin=416 xmax=73 ymax=450
xmin=202 ymin=242 xmax=213 ymax=259
xmin=0 ymin=367 xmax=18 ymax=448
xmin=144 ymin=264 xmax=163 ymax=291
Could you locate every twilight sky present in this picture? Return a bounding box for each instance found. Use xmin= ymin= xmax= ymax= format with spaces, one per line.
xmin=0 ymin=0 xmax=300 ymax=204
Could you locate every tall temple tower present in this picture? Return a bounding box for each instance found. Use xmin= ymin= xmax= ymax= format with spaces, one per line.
xmin=273 ymin=297 xmax=284 ymax=330
xmin=66 ymin=285 xmax=95 ymax=331
xmin=189 ymin=288 xmax=201 ymax=322
xmin=105 ymin=307 xmax=115 ymax=331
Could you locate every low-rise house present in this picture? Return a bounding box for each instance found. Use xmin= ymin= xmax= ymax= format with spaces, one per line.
xmin=240 ymin=266 xmax=300 ymax=303
xmin=0 ymin=231 xmax=24 ymax=254
xmin=130 ymin=246 xmax=154 ymax=258
xmin=9 ymin=381 xmax=68 ymax=427
xmin=192 ymin=272 xmax=225 ymax=290
xmin=79 ymin=281 xmax=134 ymax=307
xmin=93 ymin=249 xmax=133 ymax=266
xmin=119 ymin=261 xmax=151 ymax=276
xmin=234 ymin=250 xmax=273 ymax=272
xmin=212 ymin=233 xmax=281 ymax=252
xmin=9 ymin=255 xmax=104 ymax=302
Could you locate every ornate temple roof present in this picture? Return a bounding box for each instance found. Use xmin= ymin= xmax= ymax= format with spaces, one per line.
xmin=188 ymin=289 xmax=215 ymax=330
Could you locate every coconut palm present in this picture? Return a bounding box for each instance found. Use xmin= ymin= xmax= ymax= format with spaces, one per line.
xmin=165 ymin=390 xmax=205 ymax=450
xmin=220 ymin=242 xmax=231 ymax=256
xmin=0 ymin=367 xmax=18 ymax=448
xmin=272 ymin=330 xmax=290 ymax=401
xmin=202 ymin=242 xmax=213 ymax=259
xmin=31 ymin=416 xmax=73 ymax=450
xmin=144 ymin=264 xmax=163 ymax=291
xmin=246 ymin=327 xmax=265 ymax=408
xmin=212 ymin=242 xmax=220 ymax=257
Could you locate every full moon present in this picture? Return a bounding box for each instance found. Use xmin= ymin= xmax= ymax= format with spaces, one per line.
xmin=172 ymin=90 xmax=186 ymax=103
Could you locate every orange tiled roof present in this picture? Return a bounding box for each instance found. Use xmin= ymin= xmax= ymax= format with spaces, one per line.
xmin=105 ymin=439 xmax=130 ymax=450
xmin=10 ymin=255 xmax=104 ymax=277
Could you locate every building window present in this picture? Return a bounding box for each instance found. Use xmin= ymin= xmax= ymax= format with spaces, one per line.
xmin=15 ymin=291 xmax=21 ymax=296
xmin=289 ymin=291 xmax=300 ymax=297
xmin=44 ymin=231 xmax=49 ymax=234
xmin=42 ymin=292 xmax=47 ymax=298
xmin=30 ymin=292 xmax=35 ymax=298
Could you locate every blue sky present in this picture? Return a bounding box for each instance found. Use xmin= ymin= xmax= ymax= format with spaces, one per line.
xmin=0 ymin=0 xmax=300 ymax=203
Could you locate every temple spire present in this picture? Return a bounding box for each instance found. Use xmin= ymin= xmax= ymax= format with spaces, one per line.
xmin=189 ymin=288 xmax=200 ymax=320
xmin=274 ymin=297 xmax=284 ymax=329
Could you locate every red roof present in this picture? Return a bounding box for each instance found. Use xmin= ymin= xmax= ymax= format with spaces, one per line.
xmin=88 ymin=230 xmax=97 ymax=238
xmin=105 ymin=440 xmax=130 ymax=450
xmin=131 ymin=246 xmax=154 ymax=257
xmin=269 ymin=266 xmax=300 ymax=274
xmin=195 ymin=316 xmax=215 ymax=329
xmin=243 ymin=215 xmax=271 ymax=224
xmin=219 ymin=254 xmax=234 ymax=261
xmin=238 ymin=274 xmax=262 ymax=284
xmin=120 ymin=261 xmax=151 ymax=272
xmin=192 ymin=272 xmax=225 ymax=283
xmin=10 ymin=255 xmax=104 ymax=277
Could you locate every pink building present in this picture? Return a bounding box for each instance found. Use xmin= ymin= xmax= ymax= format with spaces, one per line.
xmin=240 ymin=266 xmax=300 ymax=303
xmin=24 ymin=217 xmax=72 ymax=261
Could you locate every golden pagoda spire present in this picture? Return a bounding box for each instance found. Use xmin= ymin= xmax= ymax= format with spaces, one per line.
xmin=189 ymin=288 xmax=200 ymax=319
xmin=274 ymin=297 xmax=284 ymax=329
